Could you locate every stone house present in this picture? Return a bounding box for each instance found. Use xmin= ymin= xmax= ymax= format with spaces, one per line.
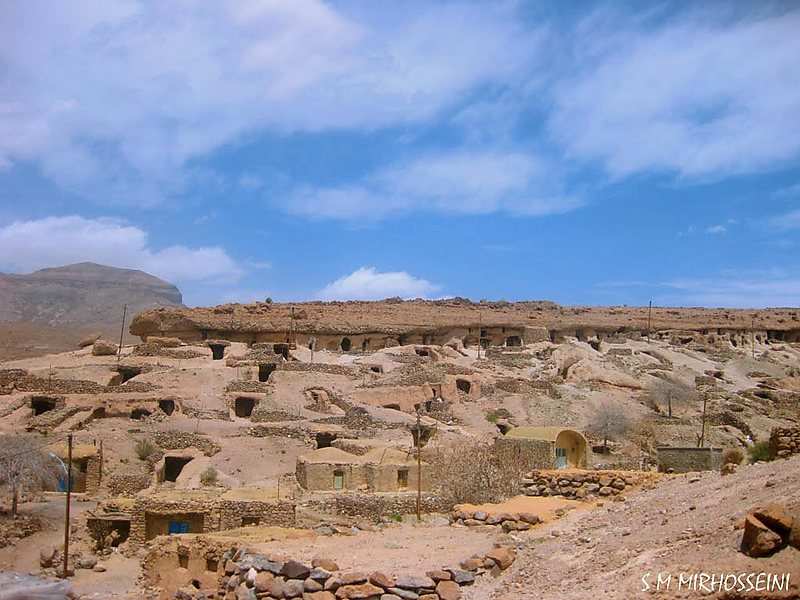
xmin=295 ymin=446 xmax=431 ymax=492
xmin=51 ymin=443 xmax=103 ymax=494
xmin=493 ymin=427 xmax=589 ymax=470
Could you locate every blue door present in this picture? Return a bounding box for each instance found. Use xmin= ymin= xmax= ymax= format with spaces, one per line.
xmin=555 ymin=447 xmax=567 ymax=469
xmin=168 ymin=521 xmax=190 ymax=534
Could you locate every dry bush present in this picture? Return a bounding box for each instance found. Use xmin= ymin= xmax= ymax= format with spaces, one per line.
xmin=722 ymin=447 xmax=744 ymax=465
xmin=200 ymin=467 xmax=218 ymax=486
xmin=135 ymin=439 xmax=157 ymax=461
xmin=644 ymin=378 xmax=697 ymax=418
xmin=426 ymin=438 xmax=525 ymax=507
xmin=585 ymin=404 xmax=634 ymax=453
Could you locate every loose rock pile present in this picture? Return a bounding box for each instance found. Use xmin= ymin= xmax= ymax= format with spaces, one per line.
xmin=520 ymin=469 xmax=649 ymax=499
xmin=175 ymin=545 xmax=517 ymax=600
xmin=450 ymin=508 xmax=540 ymax=532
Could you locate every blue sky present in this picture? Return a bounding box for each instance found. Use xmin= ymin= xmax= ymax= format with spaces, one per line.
xmin=1 ymin=0 xmax=799 ymax=308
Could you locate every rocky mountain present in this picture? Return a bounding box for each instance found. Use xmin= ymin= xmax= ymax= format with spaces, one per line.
xmin=0 ymin=262 xmax=184 ymax=336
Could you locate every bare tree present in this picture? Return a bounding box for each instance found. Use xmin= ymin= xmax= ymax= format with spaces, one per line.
xmin=586 ymin=404 xmax=633 ymax=453
xmin=647 ymin=377 xmax=697 ymax=418
xmin=427 ymin=438 xmax=525 ymax=506
xmin=0 ymin=436 xmax=60 ymax=514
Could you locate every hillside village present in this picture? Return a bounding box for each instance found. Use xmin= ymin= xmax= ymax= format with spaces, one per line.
xmin=0 ymin=298 xmax=798 ymax=599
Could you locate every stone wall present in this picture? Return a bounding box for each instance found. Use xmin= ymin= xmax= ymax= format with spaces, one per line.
xmin=106 ymin=472 xmax=152 ymax=497
xmin=656 ymin=447 xmax=723 ymax=473
xmin=520 ymin=469 xmax=654 ymax=499
xmin=770 ymin=427 xmax=800 ymax=459
xmin=493 ymin=438 xmax=553 ymax=470
xmin=128 ymin=497 xmax=296 ymax=544
xmin=152 ymin=431 xmax=221 ymax=456
xmin=85 ymin=454 xmax=103 ymax=495
xmin=144 ymin=536 xmax=517 ymax=600
xmin=303 ymin=492 xmax=448 ymax=523
xmin=278 ymin=362 xmax=357 ymax=377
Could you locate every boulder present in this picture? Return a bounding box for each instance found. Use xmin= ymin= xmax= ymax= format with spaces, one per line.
xmin=394 ymin=575 xmax=435 ymax=591
xmin=313 ymin=558 xmax=340 ymax=572
xmin=39 ymin=546 xmax=57 ymax=568
xmin=751 ymin=504 xmax=794 ymax=537
xmin=425 ymin=570 xmax=451 ymax=582
xmin=78 ymin=555 xmax=97 ymax=569
xmin=92 ymin=339 xmax=117 ymax=356
xmin=436 ymin=581 xmax=461 ymax=600
xmin=283 ymin=578 xmax=305 ymax=598
xmin=254 ymin=572 xmax=274 ymax=593
xmin=791 ymin=519 xmax=800 ymax=551
xmin=335 ymin=582 xmax=385 ymax=599
xmin=146 ymin=336 xmax=182 ymax=347
xmin=78 ymin=332 xmax=101 ymax=348
xmin=339 ymin=572 xmax=368 ymax=586
xmin=305 ymin=578 xmax=324 ymax=593
xmin=446 ymin=570 xmax=475 ymax=585
xmin=281 ymin=560 xmax=311 ymax=580
xmin=306 ymin=592 xmax=336 ymax=600
xmin=741 ymin=514 xmax=783 ymax=557
xmin=518 ymin=513 xmax=540 ymax=525
xmin=369 ymin=572 xmax=395 ymax=589
xmin=309 ymin=567 xmax=333 ymax=582
xmin=485 ymin=547 xmax=515 ymax=571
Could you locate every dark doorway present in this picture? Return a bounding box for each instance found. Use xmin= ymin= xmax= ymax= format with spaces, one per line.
xmin=383 ymin=403 xmax=402 ymax=411
xmin=397 ymin=469 xmax=409 ymax=489
xmin=235 ymin=397 xmax=257 ymax=418
xmin=369 ymin=365 xmax=383 ymax=373
xmin=362 ymin=339 xmax=370 ymax=351
xmin=273 ymin=343 xmax=289 ymax=359
xmin=31 ymin=396 xmax=57 ymax=415
xmin=159 ymin=400 xmax=175 ymax=416
xmin=315 ymin=432 xmax=337 ymax=448
xmin=258 ymin=363 xmax=276 ymax=382
xmin=241 ymin=517 xmax=260 ymax=526
xmin=506 ymin=336 xmax=522 ymax=347
xmin=209 ymin=344 xmax=225 ymax=360
xmin=340 ymin=338 xmax=351 ymax=352
xmin=130 ymin=408 xmax=151 ymax=420
xmin=118 ymin=366 xmax=141 ymax=384
xmin=91 ymin=407 xmax=106 ymax=420
xmin=415 ymin=348 xmax=429 ymax=357
xmin=456 ymin=379 xmax=472 ymax=393
xmin=164 ymin=456 xmax=193 ymax=482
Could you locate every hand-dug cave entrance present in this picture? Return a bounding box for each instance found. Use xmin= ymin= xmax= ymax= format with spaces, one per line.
xmin=505 ymin=335 xmax=522 ymax=347
xmin=273 ymin=343 xmax=289 ymax=359
xmin=159 ymin=400 xmax=175 ymax=416
xmin=163 ymin=456 xmax=193 ymax=482
xmin=456 ymin=378 xmax=472 ymax=393
xmin=130 ymin=408 xmax=151 ymax=420
xmin=340 ymin=337 xmax=351 ymax=352
xmin=315 ymin=432 xmax=337 ymax=448
xmin=258 ymin=363 xmax=276 ymax=382
xmin=31 ymin=396 xmax=57 ymax=415
xmin=235 ymin=396 xmax=258 ymax=418
xmin=209 ymin=344 xmax=226 ymax=360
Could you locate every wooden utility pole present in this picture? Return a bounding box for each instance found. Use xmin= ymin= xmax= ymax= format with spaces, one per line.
xmin=647 ymin=301 xmax=652 ymax=342
xmin=415 ymin=410 xmax=422 ymax=522
xmin=751 ymin=316 xmax=756 ymax=359
xmin=117 ymin=304 xmax=127 ymax=363
xmin=699 ymin=393 xmax=708 ymax=448
xmin=63 ymin=433 xmax=73 ymax=579
xmin=289 ymin=307 xmax=295 ymax=348
xmin=476 ymin=313 xmax=482 ymax=359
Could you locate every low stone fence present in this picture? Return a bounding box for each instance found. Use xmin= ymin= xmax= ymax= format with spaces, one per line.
xmin=303 ymin=492 xmax=448 ymax=523
xmin=106 ymin=472 xmax=152 ymax=497
xmin=520 ymin=469 xmax=653 ymax=499
xmin=278 ymin=362 xmax=358 ymax=377
xmin=656 ymin=447 xmax=723 ymax=473
xmin=450 ymin=508 xmax=541 ymax=532
xmin=152 ymin=431 xmax=221 ymax=456
xmin=770 ymin=427 xmax=800 ymax=459
xmin=146 ymin=538 xmax=517 ymax=600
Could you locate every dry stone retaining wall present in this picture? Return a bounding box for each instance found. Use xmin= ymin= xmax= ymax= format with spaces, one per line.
xmin=152 ymin=430 xmax=221 ymax=456
xmin=520 ymin=469 xmax=651 ymax=499
xmin=106 ymin=472 xmax=152 ymax=497
xmin=656 ymin=447 xmax=723 ymax=473
xmin=770 ymin=427 xmax=800 ymax=459
xmin=304 ymin=492 xmax=447 ymax=523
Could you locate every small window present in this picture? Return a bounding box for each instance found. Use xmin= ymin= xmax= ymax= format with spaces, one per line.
xmin=333 ymin=470 xmax=344 ymax=489
xmin=178 ymin=553 xmax=189 ymax=568
xmin=242 ymin=517 xmax=260 ymax=526
xmin=169 ymin=520 xmax=190 ymax=535
xmin=397 ymin=469 xmax=409 ymax=489
xmin=206 ymin=558 xmax=218 ymax=572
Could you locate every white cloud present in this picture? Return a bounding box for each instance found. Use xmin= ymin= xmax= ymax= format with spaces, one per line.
xmin=0 ymin=216 xmax=243 ymax=284
xmin=317 ymin=267 xmax=440 ymax=301
xmin=549 ymin=8 xmax=800 ymax=179
xmin=766 ymin=209 xmax=800 ymax=231
xmin=284 ymin=149 xmax=581 ymax=220
xmin=0 ymin=1 xmax=538 ymax=204
xmin=705 ymin=225 xmax=726 ymax=234
xmin=660 ymin=270 xmax=800 ymax=308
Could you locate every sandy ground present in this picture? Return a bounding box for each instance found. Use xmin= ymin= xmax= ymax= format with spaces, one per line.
xmin=466 ymin=455 xmax=800 ymax=600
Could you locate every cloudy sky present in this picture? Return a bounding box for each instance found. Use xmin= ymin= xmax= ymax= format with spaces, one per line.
xmin=1 ymin=1 xmax=798 ymax=307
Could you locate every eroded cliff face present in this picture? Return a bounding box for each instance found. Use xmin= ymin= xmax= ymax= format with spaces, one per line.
xmin=130 ymin=299 xmax=800 ymax=348
xmin=0 ymin=262 xmax=183 ymax=330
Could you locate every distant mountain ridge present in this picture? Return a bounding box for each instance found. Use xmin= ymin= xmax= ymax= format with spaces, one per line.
xmin=0 ymin=262 xmax=184 ymax=335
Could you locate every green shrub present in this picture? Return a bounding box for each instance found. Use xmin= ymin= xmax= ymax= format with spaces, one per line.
xmin=200 ymin=467 xmax=218 ymax=486
xmin=388 ymin=513 xmax=403 ymax=523
xmin=747 ymin=441 xmax=776 ymax=464
xmin=722 ymin=447 xmax=744 ymax=465
xmin=485 ymin=411 xmax=499 ymax=423
xmin=134 ymin=439 xmax=157 ymax=461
